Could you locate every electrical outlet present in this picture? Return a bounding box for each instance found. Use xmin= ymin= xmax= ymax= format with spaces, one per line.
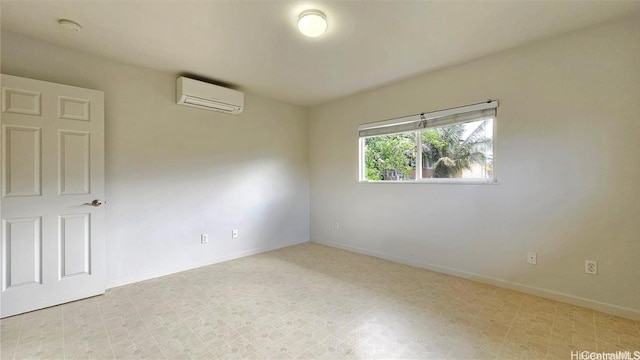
xmin=585 ymin=260 xmax=597 ymax=275
xmin=527 ymin=252 xmax=537 ymax=265
xmin=232 ymin=229 xmax=238 ymax=238
xmin=334 ymin=222 xmax=340 ymax=230
xmin=200 ymin=234 xmax=208 ymax=244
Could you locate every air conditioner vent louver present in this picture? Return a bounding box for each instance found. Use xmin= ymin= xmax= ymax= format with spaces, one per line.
xmin=176 ymin=77 xmax=244 ymax=114
xmin=183 ymin=96 xmax=238 ymax=113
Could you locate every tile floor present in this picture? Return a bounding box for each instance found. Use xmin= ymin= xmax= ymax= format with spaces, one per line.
xmin=1 ymin=242 xmax=639 ymax=359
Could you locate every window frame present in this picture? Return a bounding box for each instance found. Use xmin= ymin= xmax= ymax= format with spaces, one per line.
xmin=358 ymin=101 xmax=498 ymax=184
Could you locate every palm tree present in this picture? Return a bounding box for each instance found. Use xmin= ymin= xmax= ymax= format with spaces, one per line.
xmin=422 ymin=120 xmax=492 ymax=178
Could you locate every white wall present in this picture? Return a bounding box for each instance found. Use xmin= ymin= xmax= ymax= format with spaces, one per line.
xmin=309 ymin=15 xmax=640 ymax=318
xmin=1 ymin=31 xmax=310 ymax=287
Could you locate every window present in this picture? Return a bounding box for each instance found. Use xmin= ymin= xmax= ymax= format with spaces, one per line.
xmin=359 ymin=101 xmax=497 ymax=182
xmin=363 ymin=132 xmax=417 ymax=181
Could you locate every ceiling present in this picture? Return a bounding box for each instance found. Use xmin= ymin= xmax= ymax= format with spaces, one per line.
xmin=2 ymin=1 xmax=640 ymax=106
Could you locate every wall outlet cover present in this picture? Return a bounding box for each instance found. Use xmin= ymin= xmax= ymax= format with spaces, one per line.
xmin=585 ymin=260 xmax=598 ymax=275
xmin=527 ymin=251 xmax=537 ymax=265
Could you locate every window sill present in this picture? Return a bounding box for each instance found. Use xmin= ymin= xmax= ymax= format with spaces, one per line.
xmin=359 ymin=179 xmax=499 ymax=185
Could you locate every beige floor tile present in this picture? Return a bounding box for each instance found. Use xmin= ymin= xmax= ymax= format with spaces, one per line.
xmin=1 ymin=242 xmax=638 ymax=360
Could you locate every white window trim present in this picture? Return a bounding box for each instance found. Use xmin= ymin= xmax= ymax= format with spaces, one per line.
xmin=358 ymin=100 xmax=498 ymax=184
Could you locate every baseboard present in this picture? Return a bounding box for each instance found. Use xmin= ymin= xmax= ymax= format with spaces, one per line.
xmin=314 ymin=240 xmax=640 ymax=321
xmin=106 ymin=239 xmax=309 ymax=289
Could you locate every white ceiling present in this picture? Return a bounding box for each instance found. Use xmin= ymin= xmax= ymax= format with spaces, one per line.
xmin=2 ymin=1 xmax=640 ymax=106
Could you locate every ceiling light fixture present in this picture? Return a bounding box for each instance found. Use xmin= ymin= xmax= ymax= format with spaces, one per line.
xmin=297 ymin=9 xmax=327 ymax=38
xmin=58 ymin=19 xmax=82 ymax=32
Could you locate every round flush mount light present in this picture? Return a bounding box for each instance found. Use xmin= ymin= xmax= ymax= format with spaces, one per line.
xmin=58 ymin=19 xmax=82 ymax=32
xmin=297 ymin=9 xmax=327 ymax=37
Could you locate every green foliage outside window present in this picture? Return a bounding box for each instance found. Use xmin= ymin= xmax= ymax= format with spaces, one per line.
xmin=423 ymin=121 xmax=492 ymax=178
xmin=364 ymin=120 xmax=492 ymax=180
xmin=364 ymin=133 xmax=416 ymax=181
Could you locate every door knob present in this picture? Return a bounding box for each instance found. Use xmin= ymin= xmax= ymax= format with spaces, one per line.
xmin=84 ymin=199 xmax=104 ymax=207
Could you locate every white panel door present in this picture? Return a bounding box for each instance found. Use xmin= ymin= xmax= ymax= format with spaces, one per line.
xmin=0 ymin=74 xmax=105 ymax=318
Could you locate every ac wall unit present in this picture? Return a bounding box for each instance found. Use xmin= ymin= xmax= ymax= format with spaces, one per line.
xmin=176 ymin=77 xmax=244 ymax=114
